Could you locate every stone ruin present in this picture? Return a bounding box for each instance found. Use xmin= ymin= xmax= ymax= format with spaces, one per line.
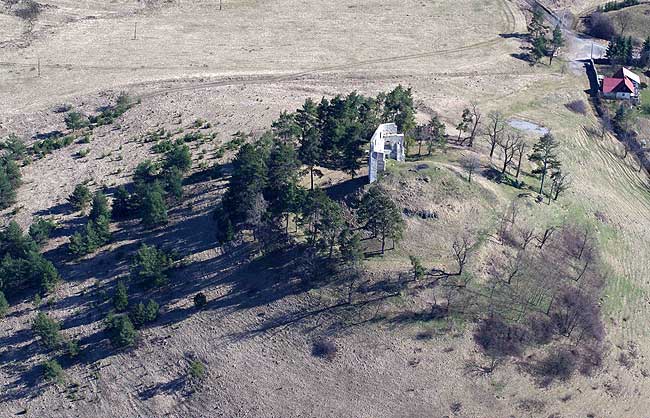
xmin=368 ymin=123 xmax=405 ymax=183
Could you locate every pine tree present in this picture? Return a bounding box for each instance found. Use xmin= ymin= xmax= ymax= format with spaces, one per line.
xmin=528 ymin=133 xmax=562 ymax=195
xmin=640 ymin=36 xmax=650 ymax=67
xmin=132 ymin=244 xmax=171 ymax=288
xmin=112 ymin=186 xmax=133 ymax=220
xmin=550 ymin=24 xmax=564 ymax=64
xmin=222 ymin=142 xmax=269 ymax=226
xmin=69 ymin=183 xmax=92 ymax=212
xmin=106 ymin=314 xmax=137 ymax=348
xmin=299 ymin=127 xmax=322 ymax=190
xmin=32 ymin=311 xmax=62 ymax=349
xmin=164 ymin=143 xmax=192 ymax=173
xmin=272 ymin=111 xmax=301 ymax=143
xmin=113 ymin=281 xmax=128 ymax=311
xmin=338 ymin=228 xmax=363 ymax=266
xmin=265 ymin=139 xmax=301 ymax=227
xmin=358 ymin=186 xmax=405 ymax=254
xmin=140 ymin=182 xmax=168 ymax=228
xmin=383 ymin=85 xmax=416 ymax=133
xmin=89 ymin=191 xmax=110 ymax=221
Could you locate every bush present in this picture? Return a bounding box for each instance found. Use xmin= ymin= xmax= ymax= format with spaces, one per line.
xmin=312 ymin=338 xmax=337 ymax=361
xmin=32 ymin=312 xmax=62 ymax=350
xmin=113 ymin=281 xmax=128 ymax=311
xmin=106 ymin=314 xmax=137 ymax=348
xmin=193 ymin=292 xmax=207 ymax=308
xmin=64 ymin=112 xmax=89 ymax=131
xmin=566 ymin=100 xmax=587 ymax=115
xmin=588 ymin=12 xmax=616 ymax=40
xmin=41 ymin=360 xmax=64 ymax=384
xmin=534 ymin=347 xmax=577 ymax=386
xmin=473 ymin=317 xmax=527 ymax=371
xmin=1 ymin=134 xmax=27 ymax=160
xmin=0 ymin=290 xmax=8 ymax=317
xmin=69 ymin=184 xmax=92 ymax=212
xmin=14 ymin=0 xmax=41 ymax=21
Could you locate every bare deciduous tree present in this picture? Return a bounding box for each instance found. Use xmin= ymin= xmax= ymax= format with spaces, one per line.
xmin=486 ymin=111 xmax=506 ymax=159
xmin=460 ymin=153 xmax=481 ymax=183
xmin=467 ymin=102 xmax=482 ymax=148
xmin=497 ymin=130 xmax=523 ymax=175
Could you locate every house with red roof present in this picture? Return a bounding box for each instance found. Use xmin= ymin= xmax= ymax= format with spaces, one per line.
xmin=601 ymin=67 xmax=640 ymax=101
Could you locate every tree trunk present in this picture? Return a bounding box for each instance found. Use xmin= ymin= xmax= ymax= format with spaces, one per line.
xmin=502 ymin=157 xmax=508 ymax=175
xmin=381 ymin=233 xmax=386 ymax=254
xmin=489 ymin=141 xmax=496 ymax=159
xmin=516 ymin=150 xmax=523 ymax=178
xmin=418 ymin=141 xmax=422 ymax=156
xmin=539 ymin=170 xmax=546 ymax=194
xmin=310 ymin=167 xmax=314 ymax=190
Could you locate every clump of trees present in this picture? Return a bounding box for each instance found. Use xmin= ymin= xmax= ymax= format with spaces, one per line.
xmin=105 ymin=313 xmax=137 ymax=348
xmin=131 ymin=244 xmax=172 ymax=288
xmin=0 ymin=135 xmax=24 ymax=209
xmin=215 ymin=88 xmax=413 ymax=260
xmin=606 ymin=36 xmax=635 ymax=65
xmin=112 ymin=141 xmax=192 ymax=228
xmin=69 ymin=190 xmax=112 ymax=257
xmin=527 ymin=8 xmax=564 ymax=64
xmin=466 ymin=219 xmax=606 ymax=383
xmin=597 ymin=0 xmax=639 ymax=12
xmin=0 ymin=221 xmax=60 ymax=297
xmin=32 ymin=311 xmax=63 ymax=350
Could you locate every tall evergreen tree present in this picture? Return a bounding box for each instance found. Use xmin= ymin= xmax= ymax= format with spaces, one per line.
xmin=358 ymin=186 xmax=405 ymax=254
xmin=528 ymin=133 xmax=562 ymax=195
xmin=550 ymin=24 xmax=564 ymax=64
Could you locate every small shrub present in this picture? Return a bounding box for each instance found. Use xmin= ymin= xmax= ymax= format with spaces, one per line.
xmin=65 ymin=112 xmax=89 ymax=131
xmin=566 ymin=100 xmax=587 ymax=115
xmin=77 ymin=134 xmax=91 ymax=144
xmin=193 ymin=292 xmax=207 ymax=308
xmin=41 ymin=360 xmax=64 ymax=384
xmin=66 ymin=339 xmax=80 ymax=358
xmin=188 ymin=360 xmax=206 ymax=382
xmin=312 ymin=338 xmax=337 ymax=361
xmin=76 ymin=148 xmax=90 ymax=158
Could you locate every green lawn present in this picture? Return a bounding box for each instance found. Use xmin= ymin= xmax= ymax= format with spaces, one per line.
xmin=641 ymin=89 xmax=650 ymax=106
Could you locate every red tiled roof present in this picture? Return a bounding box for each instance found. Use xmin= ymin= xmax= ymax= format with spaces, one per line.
xmin=602 ymin=77 xmax=634 ymax=94
xmin=614 ymin=67 xmax=641 ymax=85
